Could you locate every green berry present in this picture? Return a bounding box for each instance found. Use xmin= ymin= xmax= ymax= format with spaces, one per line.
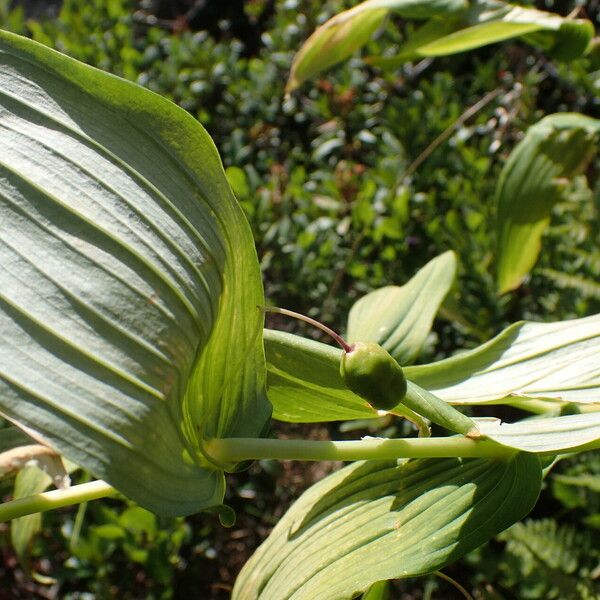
xmin=340 ymin=342 xmax=407 ymax=411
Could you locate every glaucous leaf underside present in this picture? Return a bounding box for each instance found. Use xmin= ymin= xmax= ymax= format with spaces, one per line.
xmin=0 ymin=31 xmax=271 ymax=516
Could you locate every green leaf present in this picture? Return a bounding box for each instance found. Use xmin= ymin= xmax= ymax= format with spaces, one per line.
xmin=499 ymin=519 xmax=589 ymax=577
xmin=407 ymin=313 xmax=600 ymax=406
xmin=362 ymin=580 xmax=390 ymax=600
xmin=367 ymin=17 xmax=463 ymax=67
xmin=347 ymin=251 xmax=456 ymax=365
xmin=495 ymin=113 xmax=600 ymax=294
xmin=119 ymin=506 xmax=157 ymax=537
xmin=417 ymin=1 xmax=593 ymax=58
xmin=92 ymin=523 xmax=127 ymax=540
xmin=537 ymin=269 xmax=600 ymax=301
xmin=233 ymin=453 xmax=541 ymax=599
xmin=0 ymin=425 xmax=33 ymax=452
xmin=267 ymin=313 xmax=600 ymax=424
xmin=0 ymin=31 xmax=271 ymax=516
xmin=286 ymin=0 xmax=467 ymax=92
xmin=403 ymin=381 xmax=477 ymax=435
xmin=552 ymin=473 xmax=600 ymax=493
xmin=265 ymin=330 xmax=375 ymax=422
xmin=419 ymin=22 xmax=541 ymax=56
xmin=11 ymin=458 xmax=78 ymax=564
xmin=10 ymin=466 xmax=50 ymax=562
xmin=288 ymin=0 xmax=593 ymax=88
xmin=478 ymin=412 xmax=600 ymax=454
xmin=265 ymin=329 xmax=429 ymax=432
xmin=225 ymin=166 xmax=250 ymax=199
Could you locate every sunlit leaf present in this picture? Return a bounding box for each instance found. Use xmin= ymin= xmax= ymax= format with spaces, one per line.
xmin=0 ymin=31 xmax=270 ymax=516
xmin=347 ymin=251 xmax=456 ymax=365
xmin=233 ymin=453 xmax=541 ymax=599
xmin=288 ymin=0 xmax=593 ymax=89
xmin=496 ymin=113 xmax=599 ymax=294
xmin=477 ymin=412 xmax=600 ymax=454
xmin=408 ymin=313 xmax=600 ymax=406
xmin=286 ymin=0 xmax=467 ymax=92
xmin=267 ymin=312 xmax=600 ymax=425
xmin=417 ymin=1 xmax=593 ymax=58
xmin=367 ymin=17 xmax=462 ymax=67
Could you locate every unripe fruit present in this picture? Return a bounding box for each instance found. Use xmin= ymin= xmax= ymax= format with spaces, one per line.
xmin=262 ymin=305 xmax=479 ymax=436
xmin=340 ymin=342 xmax=407 ymax=411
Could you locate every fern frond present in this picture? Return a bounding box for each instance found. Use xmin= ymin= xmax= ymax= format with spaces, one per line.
xmin=538 ymin=268 xmax=600 ymax=300
xmin=569 ymin=249 xmax=600 ymax=274
xmin=497 ymin=518 xmax=599 ymax=599
xmin=500 ymin=519 xmax=582 ymax=573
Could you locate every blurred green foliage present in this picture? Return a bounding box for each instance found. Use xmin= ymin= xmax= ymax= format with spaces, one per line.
xmin=0 ymin=0 xmax=599 ymax=598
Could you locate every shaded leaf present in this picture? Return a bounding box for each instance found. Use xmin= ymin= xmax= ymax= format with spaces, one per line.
xmin=495 ymin=113 xmax=600 ymax=293
xmin=233 ymin=453 xmax=541 ymax=599
xmin=347 ymin=251 xmax=456 ymax=365
xmin=10 ymin=466 xmax=49 ymax=563
xmin=362 ymin=580 xmax=390 ymax=600
xmin=11 ymin=458 xmax=78 ymax=565
xmin=498 ymin=519 xmax=595 ymax=598
xmin=552 ymin=473 xmax=600 ymax=493
xmin=0 ymin=424 xmax=33 ymax=452
xmin=0 ymin=31 xmax=270 ymax=516
xmin=538 ymin=269 xmax=600 ymax=301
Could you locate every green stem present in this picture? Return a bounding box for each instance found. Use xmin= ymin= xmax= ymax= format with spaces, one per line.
xmin=205 ymin=436 xmax=516 ymax=464
xmin=506 ymin=397 xmax=600 ymax=415
xmin=0 ymin=480 xmax=116 ymax=522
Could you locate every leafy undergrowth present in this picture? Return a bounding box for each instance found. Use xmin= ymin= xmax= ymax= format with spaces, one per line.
xmin=0 ymin=0 xmax=599 ymax=598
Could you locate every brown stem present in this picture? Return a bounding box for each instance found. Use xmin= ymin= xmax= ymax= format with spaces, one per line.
xmin=402 ymin=87 xmax=502 ymax=182
xmin=261 ymin=306 xmax=353 ymax=353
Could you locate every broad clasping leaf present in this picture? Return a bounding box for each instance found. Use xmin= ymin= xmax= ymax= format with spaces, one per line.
xmin=347 ymin=251 xmax=456 ymax=365
xmin=233 ymin=453 xmax=541 ymax=599
xmin=0 ymin=31 xmax=271 ymax=516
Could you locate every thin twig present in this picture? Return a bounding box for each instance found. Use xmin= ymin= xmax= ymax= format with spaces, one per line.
xmin=321 ymin=230 xmax=366 ymax=320
xmin=434 ymin=570 xmax=475 ymax=600
xmin=402 ymin=88 xmax=502 ymax=182
xmin=321 ymin=88 xmax=503 ymax=317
